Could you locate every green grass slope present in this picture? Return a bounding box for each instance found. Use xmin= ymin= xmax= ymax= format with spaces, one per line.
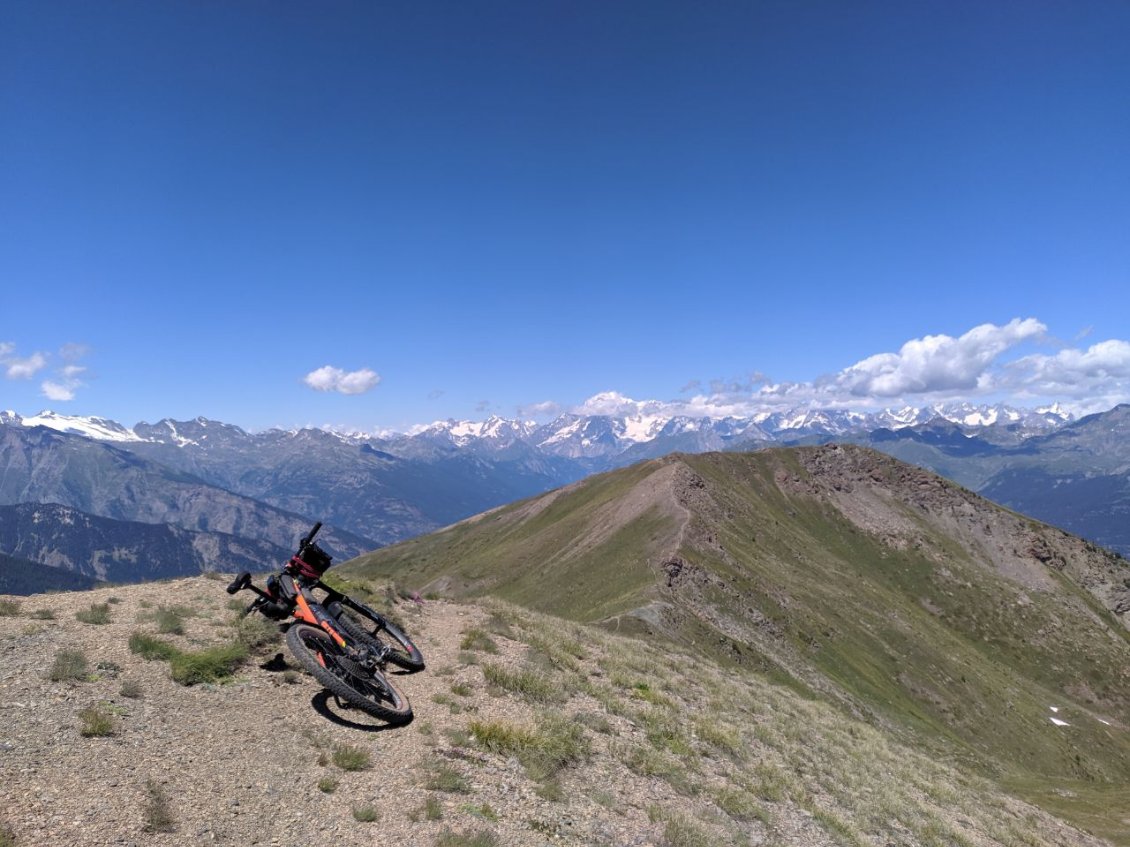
xmin=345 ymin=445 xmax=1130 ymax=841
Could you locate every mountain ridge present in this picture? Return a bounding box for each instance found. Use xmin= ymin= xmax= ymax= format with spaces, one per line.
xmin=345 ymin=444 xmax=1130 ymax=833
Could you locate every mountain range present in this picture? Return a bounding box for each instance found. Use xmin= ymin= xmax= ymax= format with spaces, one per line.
xmin=2 ymin=400 xmax=1128 ymax=591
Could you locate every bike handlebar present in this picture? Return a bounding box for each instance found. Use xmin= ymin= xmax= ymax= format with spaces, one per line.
xmin=226 ymin=571 xmax=252 ymax=594
xmin=299 ymin=522 xmax=322 ymax=551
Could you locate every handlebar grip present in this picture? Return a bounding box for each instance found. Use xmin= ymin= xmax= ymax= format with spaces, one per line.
xmin=301 ymin=522 xmax=323 ymax=547
xmin=226 ymin=572 xmax=252 ymax=594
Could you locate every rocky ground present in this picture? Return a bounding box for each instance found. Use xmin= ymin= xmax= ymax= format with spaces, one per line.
xmin=0 ymin=576 xmax=1112 ymax=847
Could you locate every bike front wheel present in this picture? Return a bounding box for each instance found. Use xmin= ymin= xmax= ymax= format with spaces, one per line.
xmin=328 ymin=603 xmax=426 ymax=673
xmin=285 ymin=623 xmax=413 ymax=724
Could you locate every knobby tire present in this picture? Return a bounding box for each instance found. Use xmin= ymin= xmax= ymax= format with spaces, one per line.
xmin=330 ymin=604 xmax=426 ymax=672
xmin=285 ymin=623 xmax=412 ymax=724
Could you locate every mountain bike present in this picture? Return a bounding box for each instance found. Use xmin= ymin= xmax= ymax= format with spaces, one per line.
xmin=226 ymin=522 xmax=424 ymax=723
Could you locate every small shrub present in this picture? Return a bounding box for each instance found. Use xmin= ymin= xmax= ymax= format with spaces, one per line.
xmin=332 ymin=743 xmax=372 ymax=771
xmin=451 ymin=681 xmax=474 ymax=697
xmin=317 ymin=777 xmax=338 ymax=794
xmin=142 ymin=779 xmax=176 ymax=833
xmin=119 ymin=680 xmax=144 ymax=699
xmin=169 ymin=643 xmax=248 ymax=685
xmin=0 ymin=600 xmax=21 ymax=617
xmin=78 ymin=704 xmax=115 ymax=737
xmin=352 ymin=805 xmax=379 ymax=823
xmin=75 ymin=603 xmax=112 ymax=625
xmin=49 ymin=649 xmax=89 ymax=682
xmin=282 ymin=670 xmax=300 ymax=685
xmin=129 ymin=632 xmax=180 ymax=661
xmin=30 ymin=608 xmax=55 ymax=620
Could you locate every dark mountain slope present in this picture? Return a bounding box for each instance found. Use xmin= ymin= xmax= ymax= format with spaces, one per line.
xmin=0 ymin=503 xmax=290 ymax=583
xmin=345 ymin=445 xmax=1130 ymax=827
xmin=0 ymin=550 xmax=101 ymax=594
xmin=0 ymin=425 xmax=373 ymax=560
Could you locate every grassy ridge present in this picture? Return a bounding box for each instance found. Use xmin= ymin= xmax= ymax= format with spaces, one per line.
xmin=344 ymin=446 xmax=1130 ymax=838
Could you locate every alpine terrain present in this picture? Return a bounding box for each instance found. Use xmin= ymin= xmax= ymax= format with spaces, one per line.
xmin=347 ymin=445 xmax=1130 ymax=841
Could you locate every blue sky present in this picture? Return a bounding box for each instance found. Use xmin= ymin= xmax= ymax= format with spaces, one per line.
xmin=2 ymin=1 xmax=1128 ymax=432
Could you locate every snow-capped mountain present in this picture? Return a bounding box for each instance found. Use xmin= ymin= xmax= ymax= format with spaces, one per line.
xmin=5 ymin=401 xmax=1130 ymax=593
xmin=3 ymin=401 xmax=1076 ymax=456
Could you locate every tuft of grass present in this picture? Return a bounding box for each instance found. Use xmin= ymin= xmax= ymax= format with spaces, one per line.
xmin=128 ymin=632 xmax=181 ymax=661
xmin=661 ymin=812 xmax=718 ymax=847
xmin=75 ymin=602 xmax=112 ymax=625
xmin=48 ymin=648 xmax=90 ymax=682
xmin=30 ymin=608 xmax=55 ymax=620
xmin=427 ymin=763 xmax=470 ymax=794
xmin=425 ymin=795 xmax=444 ymax=820
xmin=470 ymin=712 xmax=590 ymax=781
xmin=0 ymin=600 xmax=21 ymax=617
xmin=152 ymin=606 xmax=189 ymax=635
xmin=142 ymin=779 xmax=176 ymax=833
xmin=459 ymin=628 xmax=498 ymax=653
xmin=235 ymin=614 xmax=281 ymax=651
xmin=434 ymin=828 xmax=498 ymax=847
xmin=78 ymin=704 xmax=115 ymax=737
xmin=282 ymin=670 xmax=300 ymax=685
xmin=119 ymin=679 xmax=144 ymax=699
xmin=450 ymin=681 xmax=474 ymax=697
xmin=317 ymin=777 xmax=338 ymax=794
xmin=332 ymin=743 xmax=372 ymax=771
xmin=480 ymin=663 xmax=563 ymax=704
xmin=712 ymin=787 xmax=769 ymax=824
xmin=352 ymin=804 xmax=380 ymax=822
xmin=169 ymin=643 xmax=248 ymax=685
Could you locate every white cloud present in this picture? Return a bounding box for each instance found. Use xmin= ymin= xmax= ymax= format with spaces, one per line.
xmin=304 ymin=365 xmax=381 ymax=395
xmin=41 ymin=380 xmax=78 ymax=401
xmin=832 ymin=318 xmax=1046 ymax=398
xmin=4 ymin=351 xmax=48 ymax=380
xmin=575 ymin=391 xmax=672 ymax=418
xmin=556 ymin=319 xmax=1130 ymax=423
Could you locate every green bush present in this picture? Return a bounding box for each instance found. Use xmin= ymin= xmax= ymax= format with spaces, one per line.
xmin=169 ymin=643 xmax=248 ymax=685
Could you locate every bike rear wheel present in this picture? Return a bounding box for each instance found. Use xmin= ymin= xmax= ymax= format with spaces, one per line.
xmin=285 ymin=623 xmax=413 ymax=724
xmin=328 ymin=603 xmax=426 ymax=672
